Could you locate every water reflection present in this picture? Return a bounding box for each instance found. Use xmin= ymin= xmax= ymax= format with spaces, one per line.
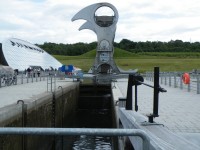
xmin=70 ymin=109 xmax=113 ymax=149
xmin=73 ymin=135 xmax=112 ymax=150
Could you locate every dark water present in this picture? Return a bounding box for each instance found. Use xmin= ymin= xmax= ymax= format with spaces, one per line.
xmin=63 ymin=109 xmax=113 ymax=150
xmin=58 ymin=84 xmax=115 ymax=150
xmin=72 ymin=135 xmax=112 ymax=150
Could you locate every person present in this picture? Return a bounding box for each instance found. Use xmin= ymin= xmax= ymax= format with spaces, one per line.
xmin=37 ymin=68 xmax=41 ymax=77
xmin=33 ymin=68 xmax=36 ymax=77
xmin=14 ymin=69 xmax=18 ymax=75
xmin=27 ymin=67 xmax=31 ymax=78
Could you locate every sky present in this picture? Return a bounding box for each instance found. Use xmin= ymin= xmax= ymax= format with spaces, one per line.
xmin=0 ymin=0 xmax=200 ymax=44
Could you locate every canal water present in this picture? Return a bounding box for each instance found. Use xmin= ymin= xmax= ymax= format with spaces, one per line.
xmin=72 ymin=109 xmax=112 ymax=149
xmin=62 ymin=84 xmax=115 ymax=150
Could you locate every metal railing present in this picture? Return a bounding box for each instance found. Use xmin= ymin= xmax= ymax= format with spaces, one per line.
xmin=47 ymin=74 xmax=56 ymax=92
xmin=118 ymin=67 xmax=167 ymax=123
xmin=0 ymin=71 xmax=65 ymax=88
xmin=146 ymin=72 xmax=200 ymax=94
xmin=0 ymin=127 xmax=150 ymax=150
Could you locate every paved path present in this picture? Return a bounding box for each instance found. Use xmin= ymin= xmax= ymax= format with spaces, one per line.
xmin=0 ymin=79 xmax=75 ymax=108
xmin=116 ymin=78 xmax=200 ymax=133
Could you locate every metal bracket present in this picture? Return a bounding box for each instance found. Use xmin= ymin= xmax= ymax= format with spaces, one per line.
xmin=141 ymin=121 xmax=164 ymax=127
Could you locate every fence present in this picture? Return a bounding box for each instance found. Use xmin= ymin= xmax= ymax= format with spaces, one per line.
xmin=146 ymin=72 xmax=200 ymax=94
xmin=0 ymin=71 xmax=65 ymax=88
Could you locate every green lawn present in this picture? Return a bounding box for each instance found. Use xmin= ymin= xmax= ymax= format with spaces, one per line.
xmin=53 ymin=49 xmax=200 ymax=73
xmin=115 ymin=58 xmax=200 ymax=73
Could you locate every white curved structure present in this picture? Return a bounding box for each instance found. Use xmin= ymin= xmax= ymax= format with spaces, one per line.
xmin=1 ymin=38 xmax=62 ymax=71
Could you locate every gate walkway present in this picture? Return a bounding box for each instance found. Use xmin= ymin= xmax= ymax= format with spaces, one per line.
xmin=115 ymin=78 xmax=200 ymax=146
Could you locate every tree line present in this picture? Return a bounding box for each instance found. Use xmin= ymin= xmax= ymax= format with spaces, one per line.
xmin=36 ymin=39 xmax=200 ymax=56
xmin=36 ymin=42 xmax=97 ymax=56
xmin=115 ymin=39 xmax=200 ymax=53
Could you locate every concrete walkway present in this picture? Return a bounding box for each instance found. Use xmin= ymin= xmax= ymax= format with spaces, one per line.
xmin=0 ymin=79 xmax=75 ymax=108
xmin=115 ymin=78 xmax=200 ymax=146
xmin=116 ymin=78 xmax=200 ymax=133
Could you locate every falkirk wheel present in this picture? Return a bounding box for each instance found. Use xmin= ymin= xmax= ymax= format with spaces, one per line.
xmin=72 ymin=3 xmax=137 ymax=84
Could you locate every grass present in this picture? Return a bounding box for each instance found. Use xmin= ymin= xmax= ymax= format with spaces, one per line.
xmin=115 ymin=58 xmax=200 ymax=73
xmin=53 ymin=48 xmax=200 ymax=73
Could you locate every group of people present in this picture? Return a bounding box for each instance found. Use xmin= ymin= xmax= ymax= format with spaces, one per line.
xmin=24 ymin=67 xmax=58 ymax=78
xmin=25 ymin=67 xmax=41 ymax=78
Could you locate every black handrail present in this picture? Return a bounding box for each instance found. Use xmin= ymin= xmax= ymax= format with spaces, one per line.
xmin=123 ymin=67 xmax=167 ymax=123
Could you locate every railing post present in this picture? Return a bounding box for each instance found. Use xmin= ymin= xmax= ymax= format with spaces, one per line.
xmin=0 ymin=76 xmax=1 ymax=88
xmin=135 ymin=85 xmax=138 ymax=112
xmin=169 ymin=73 xmax=171 ymax=87
xmin=125 ymin=74 xmax=144 ymax=111
xmin=165 ymin=73 xmax=167 ymax=85
xmin=197 ymin=75 xmax=200 ymax=94
xmin=149 ymin=72 xmax=151 ymax=81
xmin=148 ymin=67 xmax=160 ymax=123
xmin=153 ymin=67 xmax=159 ymax=117
xmin=27 ymin=75 xmax=28 ymax=83
xmin=180 ymin=76 xmax=183 ymax=90
xmin=149 ymin=73 xmax=151 ymax=81
xmin=126 ymin=74 xmax=133 ymax=110
xmin=152 ymin=72 xmax=154 ymax=82
xmin=188 ymin=82 xmax=191 ymax=92
xmin=174 ymin=73 xmax=176 ymax=88
xmin=145 ymin=72 xmax=147 ymax=80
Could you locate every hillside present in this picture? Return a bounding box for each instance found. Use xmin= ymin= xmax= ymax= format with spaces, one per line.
xmin=53 ymin=48 xmax=200 ymax=73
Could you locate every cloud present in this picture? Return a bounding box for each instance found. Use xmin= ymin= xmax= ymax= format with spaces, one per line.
xmin=0 ymin=0 xmax=200 ymax=44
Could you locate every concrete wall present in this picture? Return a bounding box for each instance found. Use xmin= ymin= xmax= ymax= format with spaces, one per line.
xmin=0 ymin=82 xmax=79 ymax=150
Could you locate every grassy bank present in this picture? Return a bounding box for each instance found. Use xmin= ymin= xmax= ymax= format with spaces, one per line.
xmin=53 ymin=48 xmax=200 ymax=73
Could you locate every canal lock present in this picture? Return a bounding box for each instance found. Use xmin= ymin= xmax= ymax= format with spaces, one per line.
xmin=63 ymin=83 xmax=118 ymax=150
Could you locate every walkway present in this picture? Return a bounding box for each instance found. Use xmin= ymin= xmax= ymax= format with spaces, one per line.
xmin=0 ymin=78 xmax=75 ymax=109
xmin=116 ymin=78 xmax=200 ymax=133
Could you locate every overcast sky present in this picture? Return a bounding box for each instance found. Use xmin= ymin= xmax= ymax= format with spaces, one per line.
xmin=0 ymin=0 xmax=200 ymax=44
